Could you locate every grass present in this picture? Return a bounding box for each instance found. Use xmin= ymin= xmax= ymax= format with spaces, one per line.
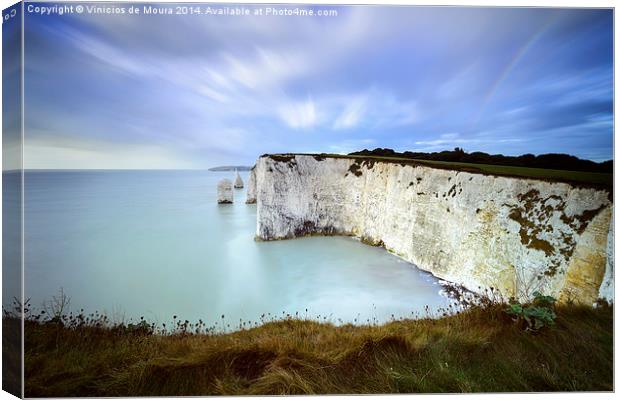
xmin=270 ymin=153 xmax=613 ymax=188
xmin=8 ymin=302 xmax=613 ymax=396
xmin=414 ymin=159 xmax=613 ymax=187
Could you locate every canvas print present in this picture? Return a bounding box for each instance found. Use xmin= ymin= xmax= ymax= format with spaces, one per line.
xmin=1 ymin=1 xmax=614 ymax=397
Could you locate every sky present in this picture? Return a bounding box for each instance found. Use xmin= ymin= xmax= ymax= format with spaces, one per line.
xmin=15 ymin=3 xmax=614 ymax=169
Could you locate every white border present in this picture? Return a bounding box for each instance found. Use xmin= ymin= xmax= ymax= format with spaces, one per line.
xmin=0 ymin=1 xmax=616 ymax=400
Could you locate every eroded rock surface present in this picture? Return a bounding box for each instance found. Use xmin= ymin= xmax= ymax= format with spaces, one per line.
xmin=217 ymin=179 xmax=233 ymax=204
xmin=254 ymin=154 xmax=613 ymax=303
xmin=234 ymin=171 xmax=244 ymax=189
xmin=246 ymin=167 xmax=256 ymax=204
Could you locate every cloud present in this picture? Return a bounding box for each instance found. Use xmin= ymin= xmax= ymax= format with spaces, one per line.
xmin=234 ymin=47 xmax=307 ymax=90
xmin=24 ymin=135 xmax=195 ymax=170
xmin=376 ymin=95 xmax=418 ymax=127
xmin=436 ymin=63 xmax=483 ymax=100
xmin=63 ymin=27 xmax=148 ymax=77
xmin=277 ymin=98 xmax=317 ymax=129
xmin=21 ymin=6 xmax=612 ymax=169
xmin=413 ymin=133 xmax=525 ymax=152
xmin=333 ymin=95 xmax=367 ymax=130
xmin=197 ymin=84 xmax=231 ymax=104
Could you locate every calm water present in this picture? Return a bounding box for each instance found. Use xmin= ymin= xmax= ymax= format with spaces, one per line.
xmin=16 ymin=170 xmax=450 ymax=327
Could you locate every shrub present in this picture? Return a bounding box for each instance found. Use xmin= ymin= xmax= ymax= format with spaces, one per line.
xmin=505 ymin=291 xmax=556 ymax=332
xmin=124 ymin=320 xmax=154 ymax=336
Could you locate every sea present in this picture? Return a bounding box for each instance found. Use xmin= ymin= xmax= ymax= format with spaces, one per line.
xmin=3 ymin=170 xmax=451 ymax=329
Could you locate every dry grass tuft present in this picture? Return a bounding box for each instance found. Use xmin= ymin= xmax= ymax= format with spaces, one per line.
xmin=5 ymin=301 xmax=612 ymax=396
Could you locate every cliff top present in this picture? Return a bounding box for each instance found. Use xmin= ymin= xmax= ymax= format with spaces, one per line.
xmin=262 ymin=153 xmax=613 ymax=192
xmin=350 ymin=148 xmax=612 ymax=174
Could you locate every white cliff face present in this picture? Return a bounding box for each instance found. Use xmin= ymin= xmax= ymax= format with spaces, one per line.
xmin=255 ymin=154 xmax=613 ymax=304
xmin=246 ymin=167 xmax=256 ymax=204
xmin=217 ymin=179 xmax=233 ymax=204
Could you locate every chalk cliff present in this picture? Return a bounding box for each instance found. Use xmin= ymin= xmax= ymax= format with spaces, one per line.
xmin=254 ymin=154 xmax=613 ymax=304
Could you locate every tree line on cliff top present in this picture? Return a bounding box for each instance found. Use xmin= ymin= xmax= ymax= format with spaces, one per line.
xmin=349 ymin=147 xmax=613 ymax=173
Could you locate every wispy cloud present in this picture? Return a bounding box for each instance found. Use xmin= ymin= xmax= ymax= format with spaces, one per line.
xmin=21 ymin=6 xmax=613 ymax=168
xmin=414 ymin=132 xmax=525 ymax=152
xmin=277 ymin=98 xmax=318 ymax=129
xmin=333 ymin=95 xmax=367 ymax=130
xmin=332 ymin=89 xmax=418 ymax=130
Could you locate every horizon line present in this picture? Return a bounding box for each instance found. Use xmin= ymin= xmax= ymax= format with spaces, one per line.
xmin=2 ymin=168 xmax=253 ymax=172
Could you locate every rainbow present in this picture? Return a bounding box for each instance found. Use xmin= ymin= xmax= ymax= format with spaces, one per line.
xmin=470 ymin=16 xmax=559 ymax=129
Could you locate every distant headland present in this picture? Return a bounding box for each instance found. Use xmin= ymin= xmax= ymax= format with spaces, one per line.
xmin=208 ymin=166 xmax=253 ymax=172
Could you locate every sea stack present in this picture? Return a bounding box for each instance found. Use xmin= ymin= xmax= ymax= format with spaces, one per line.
xmin=217 ymin=179 xmax=233 ymax=204
xmin=234 ymin=170 xmax=244 ymax=189
xmin=246 ymin=167 xmax=256 ymax=204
